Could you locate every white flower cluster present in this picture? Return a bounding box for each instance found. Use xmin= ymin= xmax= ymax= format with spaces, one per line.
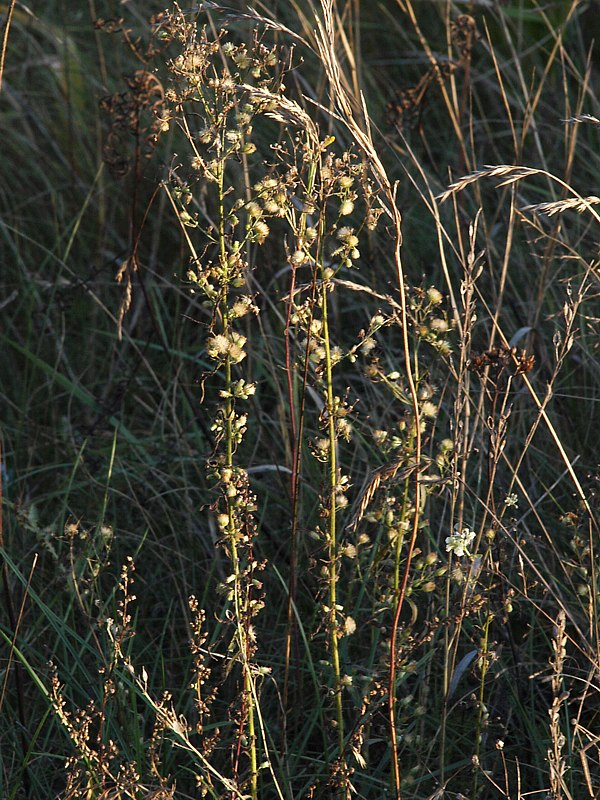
xmin=446 ymin=524 xmax=476 ymax=558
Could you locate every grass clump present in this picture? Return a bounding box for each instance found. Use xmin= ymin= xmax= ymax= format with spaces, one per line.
xmin=2 ymin=1 xmax=600 ymax=799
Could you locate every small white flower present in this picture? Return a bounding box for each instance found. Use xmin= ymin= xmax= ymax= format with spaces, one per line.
xmin=446 ymin=524 xmax=476 ymax=558
xmin=504 ymin=493 xmax=519 ymax=508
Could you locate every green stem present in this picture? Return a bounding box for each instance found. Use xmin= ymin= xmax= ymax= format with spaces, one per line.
xmin=472 ymin=611 xmax=493 ymax=800
xmin=217 ymin=157 xmax=258 ymax=800
xmin=321 ymin=277 xmax=345 ymax=761
xmin=284 ymin=150 xmax=319 ymax=712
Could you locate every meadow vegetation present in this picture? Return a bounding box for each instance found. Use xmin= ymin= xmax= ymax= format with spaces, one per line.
xmin=1 ymin=1 xmax=600 ymax=798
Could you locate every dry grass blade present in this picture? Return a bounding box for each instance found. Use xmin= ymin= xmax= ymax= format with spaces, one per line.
xmin=243 ymin=85 xmax=320 ymax=144
xmin=563 ymin=114 xmax=600 ymax=125
xmin=523 ymin=196 xmax=600 ymax=216
xmin=0 ymin=0 xmax=17 ymax=94
xmin=218 ymin=4 xmax=311 ymax=48
xmin=347 ymin=462 xmax=417 ymax=533
xmin=437 ymin=165 xmax=540 ymax=203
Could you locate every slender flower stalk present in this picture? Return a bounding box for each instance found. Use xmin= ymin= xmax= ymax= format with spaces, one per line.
xmin=320 ymin=272 xmax=345 ymax=756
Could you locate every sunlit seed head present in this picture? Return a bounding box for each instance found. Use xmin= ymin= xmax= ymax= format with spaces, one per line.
xmin=427 ymin=286 xmax=443 ymax=305
xmin=343 ymin=616 xmax=356 ymax=635
xmin=430 ymin=318 xmax=449 ymax=333
xmin=291 ymin=250 xmax=306 ymax=265
xmin=253 ymin=220 xmax=270 ymax=243
xmin=362 ymin=337 xmax=376 ymax=354
xmin=207 ymin=334 xmax=230 ymax=359
xmin=246 ymin=201 xmax=262 ymax=218
xmin=221 ymin=77 xmax=236 ymax=93
xmin=421 ymin=401 xmax=437 ymax=418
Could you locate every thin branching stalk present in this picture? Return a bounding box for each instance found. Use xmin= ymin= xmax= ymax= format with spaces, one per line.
xmin=283 ymin=148 xmax=320 ymax=715
xmin=321 ymin=270 xmax=345 ymax=757
xmin=314 ymin=5 xmax=423 ymax=794
xmin=217 ymin=152 xmax=259 ymax=798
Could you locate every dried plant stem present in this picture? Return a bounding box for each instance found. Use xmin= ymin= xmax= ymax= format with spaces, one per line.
xmin=441 ymin=213 xmax=479 ymax=782
xmin=548 ymin=610 xmax=568 ymax=799
xmin=386 ymin=205 xmax=422 ymax=799
xmin=0 ymin=0 xmax=16 ymax=95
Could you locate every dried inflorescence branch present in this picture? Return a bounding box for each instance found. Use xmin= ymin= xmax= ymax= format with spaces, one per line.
xmin=468 ymin=345 xmax=535 ymax=381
